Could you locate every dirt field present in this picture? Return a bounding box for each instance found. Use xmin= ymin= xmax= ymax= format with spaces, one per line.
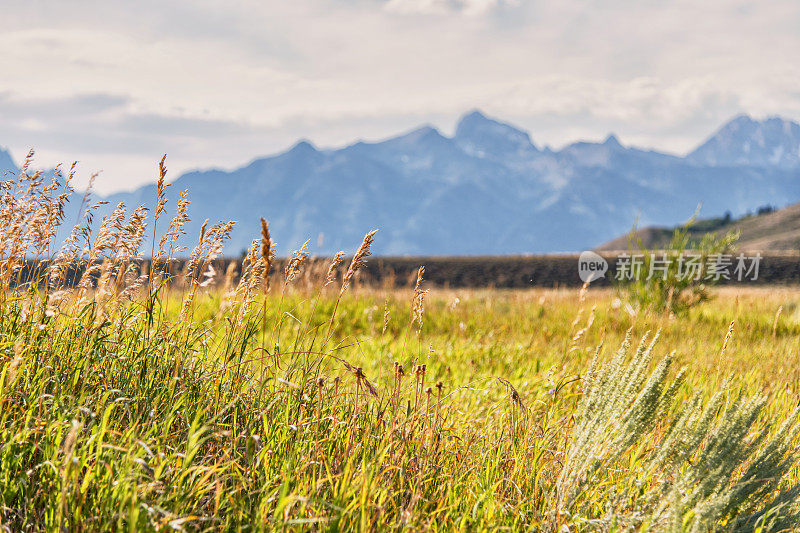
xmin=21 ymin=253 xmax=800 ymax=289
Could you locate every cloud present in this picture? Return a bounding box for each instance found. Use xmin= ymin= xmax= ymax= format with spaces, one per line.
xmin=0 ymin=90 xmax=270 ymax=192
xmin=384 ymin=0 xmax=518 ymax=16
xmin=0 ymin=92 xmax=130 ymax=121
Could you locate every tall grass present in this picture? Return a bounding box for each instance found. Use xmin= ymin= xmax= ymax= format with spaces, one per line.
xmin=1 ymin=156 xmax=799 ymax=531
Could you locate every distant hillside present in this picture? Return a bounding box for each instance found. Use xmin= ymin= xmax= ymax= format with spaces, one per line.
xmin=5 ymin=111 xmax=800 ymax=255
xmin=597 ymin=203 xmax=800 ymax=252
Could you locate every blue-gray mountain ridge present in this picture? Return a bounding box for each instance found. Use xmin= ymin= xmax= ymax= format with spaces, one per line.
xmin=2 ymin=111 xmax=800 ymax=255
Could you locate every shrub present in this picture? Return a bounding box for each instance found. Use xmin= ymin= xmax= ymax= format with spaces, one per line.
xmin=556 ymin=331 xmax=800 ymax=530
xmin=619 ymin=217 xmax=739 ymax=314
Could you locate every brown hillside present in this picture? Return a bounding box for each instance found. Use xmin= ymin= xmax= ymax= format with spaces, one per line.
xmin=597 ymin=203 xmax=800 ymax=252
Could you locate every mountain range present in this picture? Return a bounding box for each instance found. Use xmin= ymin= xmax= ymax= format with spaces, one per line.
xmin=2 ymin=111 xmax=800 ymax=256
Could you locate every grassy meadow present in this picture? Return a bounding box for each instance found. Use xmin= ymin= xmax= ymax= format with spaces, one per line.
xmin=3 ymin=162 xmax=800 ymax=531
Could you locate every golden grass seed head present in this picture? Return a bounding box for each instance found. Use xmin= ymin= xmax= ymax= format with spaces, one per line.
xmin=260 ymin=218 xmax=273 ymax=291
xmin=325 ymin=251 xmax=345 ymax=286
xmin=154 ymin=154 xmax=169 ymax=223
xmin=284 ymin=240 xmax=309 ymax=284
xmin=342 ymin=229 xmax=378 ymax=291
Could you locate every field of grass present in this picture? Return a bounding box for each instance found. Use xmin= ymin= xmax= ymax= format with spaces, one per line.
xmin=3 ymin=162 xmax=800 ymax=531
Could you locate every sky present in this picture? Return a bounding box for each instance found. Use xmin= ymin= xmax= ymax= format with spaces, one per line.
xmin=1 ymin=0 xmax=799 ymax=193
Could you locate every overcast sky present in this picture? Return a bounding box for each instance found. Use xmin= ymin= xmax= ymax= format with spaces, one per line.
xmin=2 ymin=0 xmax=799 ymax=193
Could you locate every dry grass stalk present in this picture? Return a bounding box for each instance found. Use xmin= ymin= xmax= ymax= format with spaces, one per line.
xmin=720 ymin=320 xmax=735 ymax=359
xmin=180 ymin=219 xmax=209 ymax=320
xmin=434 ymin=381 xmax=443 ymax=446
xmin=259 ymin=218 xmax=275 ymax=367
xmin=321 ymin=230 xmax=378 ymax=349
xmin=342 ymin=230 xmax=378 ymax=293
xmin=284 ymin=240 xmax=309 ymax=285
xmin=772 ymin=305 xmax=783 ymax=338
xmin=325 ymin=251 xmax=346 ymax=287
xmin=411 ymin=266 xmax=428 ymax=335
xmin=578 ymin=281 xmax=589 ymax=302
xmin=148 ymin=155 xmax=169 ymax=294
xmin=236 ymin=245 xmax=264 ymax=327
xmin=155 ymin=155 xmax=169 ymax=223
xmin=222 ymin=261 xmax=237 ymax=294
xmin=714 ymin=319 xmax=735 ymax=381
xmin=383 ymin=298 xmax=390 ymax=335
xmin=260 ymin=218 xmax=273 ymax=292
xmin=159 ymin=189 xmax=190 ymax=266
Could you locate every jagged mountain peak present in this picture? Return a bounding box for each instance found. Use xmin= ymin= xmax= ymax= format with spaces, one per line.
xmin=557 ymin=133 xmax=630 ymax=168
xmin=290 ymin=139 xmax=318 ymax=152
xmin=379 ymin=124 xmax=449 ymax=148
xmin=273 ymin=139 xmax=323 ymax=162
xmin=603 ymin=134 xmax=622 ymax=148
xmin=454 ymin=109 xmax=537 ymax=157
xmin=688 ymin=114 xmax=800 ymax=168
